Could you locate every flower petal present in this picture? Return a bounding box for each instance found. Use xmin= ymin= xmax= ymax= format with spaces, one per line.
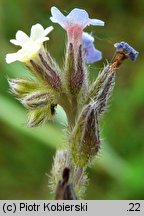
xmin=30 ymin=24 xmax=44 ymax=40
xmin=89 ymin=19 xmax=105 ymax=26
xmin=86 ymin=47 xmax=102 ymax=63
xmin=6 ymin=52 xmax=20 ymax=64
xmin=82 ymin=32 xmax=94 ymax=46
xmin=50 ymin=7 xmax=105 ymax=32
xmin=15 ymin=43 xmax=41 ymax=62
xmin=67 ymin=8 xmax=89 ymax=28
xmin=50 ymin=7 xmax=67 ymax=28
xmin=15 ymin=31 xmax=29 ymax=46
xmin=43 ymin=26 xmax=54 ymax=37
xmin=10 ymin=39 xmax=22 ymax=46
xmin=36 ymin=37 xmax=49 ymax=43
xmin=82 ymin=32 xmax=102 ymax=64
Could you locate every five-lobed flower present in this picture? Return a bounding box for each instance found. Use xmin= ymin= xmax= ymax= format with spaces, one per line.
xmin=6 ymin=24 xmax=53 ymax=64
xmin=50 ymin=7 xmax=104 ymax=46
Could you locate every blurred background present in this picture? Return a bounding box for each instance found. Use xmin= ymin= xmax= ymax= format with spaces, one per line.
xmin=0 ymin=0 xmax=144 ymax=199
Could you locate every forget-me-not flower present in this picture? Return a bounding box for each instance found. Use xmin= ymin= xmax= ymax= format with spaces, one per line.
xmin=6 ymin=24 xmax=53 ymax=63
xmin=50 ymin=7 xmax=104 ymax=45
xmin=82 ymin=32 xmax=102 ymax=64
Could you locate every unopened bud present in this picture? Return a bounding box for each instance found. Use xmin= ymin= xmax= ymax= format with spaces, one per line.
xmin=86 ymin=66 xmax=109 ymax=104
xmin=21 ymin=91 xmax=57 ymax=109
xmin=65 ymin=43 xmax=86 ymax=95
xmin=49 ymin=150 xmax=71 ymax=194
xmin=114 ymin=41 xmax=139 ymax=61
xmin=96 ymin=72 xmax=115 ymax=115
xmin=55 ymin=168 xmax=77 ymax=200
xmin=111 ymin=42 xmax=139 ymax=70
xmin=49 ymin=150 xmax=87 ymax=199
xmin=27 ymin=103 xmax=57 ymax=127
xmin=8 ymin=78 xmax=38 ymax=97
xmin=26 ymin=47 xmax=61 ymax=91
xmin=70 ymin=103 xmax=100 ymax=167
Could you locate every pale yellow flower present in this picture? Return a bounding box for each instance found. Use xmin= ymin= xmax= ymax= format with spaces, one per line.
xmin=6 ymin=24 xmax=53 ymax=63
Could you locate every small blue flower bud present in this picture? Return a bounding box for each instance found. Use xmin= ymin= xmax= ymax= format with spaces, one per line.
xmin=114 ymin=41 xmax=139 ymax=61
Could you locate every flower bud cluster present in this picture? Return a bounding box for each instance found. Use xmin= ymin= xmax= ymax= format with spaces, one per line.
xmin=8 ymin=78 xmax=58 ymax=127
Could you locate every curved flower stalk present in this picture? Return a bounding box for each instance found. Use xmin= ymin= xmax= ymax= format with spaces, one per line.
xmin=6 ymin=7 xmax=139 ymax=200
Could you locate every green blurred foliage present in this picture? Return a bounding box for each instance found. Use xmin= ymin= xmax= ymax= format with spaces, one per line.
xmin=0 ymin=0 xmax=144 ymax=199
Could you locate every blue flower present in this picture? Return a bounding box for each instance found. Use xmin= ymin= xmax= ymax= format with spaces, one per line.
xmin=50 ymin=7 xmax=104 ymax=30
xmin=82 ymin=32 xmax=102 ymax=64
xmin=114 ymin=41 xmax=139 ymax=61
